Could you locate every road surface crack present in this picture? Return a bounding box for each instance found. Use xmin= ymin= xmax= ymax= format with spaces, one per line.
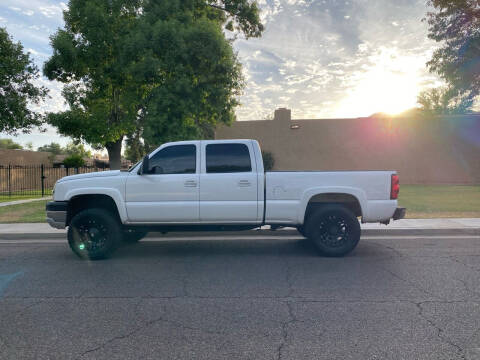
xmin=378 ymin=265 xmax=439 ymax=300
xmin=415 ymin=301 xmax=466 ymax=359
xmin=455 ymin=277 xmax=480 ymax=299
xmin=451 ymin=256 xmax=480 ymax=274
xmin=77 ymin=308 xmax=223 ymax=359
xmin=276 ymin=301 xmax=298 ymax=360
xmin=284 ymin=258 xmax=294 ymax=298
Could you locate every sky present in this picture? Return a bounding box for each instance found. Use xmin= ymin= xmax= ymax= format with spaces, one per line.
xmin=0 ymin=0 xmax=441 ymax=149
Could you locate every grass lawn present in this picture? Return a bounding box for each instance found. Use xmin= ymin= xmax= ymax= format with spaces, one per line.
xmin=399 ymin=185 xmax=480 ymax=218
xmin=0 ymin=185 xmax=478 ymax=223
xmin=0 ymin=200 xmax=48 ymax=223
xmin=0 ymin=190 xmax=53 ymax=203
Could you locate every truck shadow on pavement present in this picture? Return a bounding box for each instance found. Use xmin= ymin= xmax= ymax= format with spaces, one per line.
xmin=112 ymin=238 xmax=389 ymax=260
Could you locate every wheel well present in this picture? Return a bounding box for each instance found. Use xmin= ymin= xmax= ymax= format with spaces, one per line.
xmin=66 ymin=194 xmax=120 ymax=226
xmin=305 ymin=193 xmax=362 ymax=221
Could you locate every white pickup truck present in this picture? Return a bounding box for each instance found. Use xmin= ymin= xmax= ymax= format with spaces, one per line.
xmin=46 ymin=139 xmax=405 ymax=259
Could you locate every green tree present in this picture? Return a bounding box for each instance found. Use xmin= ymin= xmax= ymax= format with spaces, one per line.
xmin=0 ymin=138 xmax=23 ymax=150
xmin=64 ymin=142 xmax=92 ymax=158
xmin=417 ymin=87 xmax=473 ymax=115
xmin=37 ymin=141 xmax=91 ymax=162
xmin=44 ymin=0 xmax=263 ymax=169
xmin=425 ymin=0 xmax=480 ymax=103
xmin=0 ymin=27 xmax=47 ymax=134
xmin=37 ymin=142 xmax=64 ymax=155
xmin=137 ymin=1 xmax=261 ymax=147
xmin=44 ymin=0 xmax=143 ymax=169
xmin=124 ymin=130 xmax=145 ymax=163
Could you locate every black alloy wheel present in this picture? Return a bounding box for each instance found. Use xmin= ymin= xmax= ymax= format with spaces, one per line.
xmin=68 ymin=208 xmax=120 ymax=260
xmin=305 ymin=204 xmax=361 ymax=257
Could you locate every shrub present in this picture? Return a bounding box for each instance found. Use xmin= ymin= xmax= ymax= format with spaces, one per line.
xmin=63 ymin=154 xmax=85 ymax=168
xmin=262 ymin=151 xmax=275 ymax=171
xmin=94 ymin=159 xmax=109 ymax=168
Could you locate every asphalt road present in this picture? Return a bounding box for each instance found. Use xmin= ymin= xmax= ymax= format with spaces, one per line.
xmin=0 ymin=233 xmax=479 ymax=360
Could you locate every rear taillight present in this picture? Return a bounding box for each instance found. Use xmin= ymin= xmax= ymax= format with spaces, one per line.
xmin=391 ymin=174 xmax=400 ymax=200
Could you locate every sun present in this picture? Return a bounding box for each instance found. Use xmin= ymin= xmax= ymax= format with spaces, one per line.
xmin=335 ymin=47 xmax=425 ymax=117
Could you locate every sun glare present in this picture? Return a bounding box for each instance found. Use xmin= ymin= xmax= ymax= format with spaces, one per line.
xmin=335 ymin=47 xmax=425 ymax=117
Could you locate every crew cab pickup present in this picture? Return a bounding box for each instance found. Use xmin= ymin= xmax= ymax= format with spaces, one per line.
xmin=46 ymin=139 xmax=405 ymax=259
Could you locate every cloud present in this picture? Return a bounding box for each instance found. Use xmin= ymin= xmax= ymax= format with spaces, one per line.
xmin=30 ymin=78 xmax=67 ymax=115
xmin=8 ymin=6 xmax=34 ymax=16
xmin=26 ymin=47 xmax=46 ymax=56
xmin=38 ymin=4 xmax=62 ymax=18
xmin=234 ymin=0 xmax=438 ymax=120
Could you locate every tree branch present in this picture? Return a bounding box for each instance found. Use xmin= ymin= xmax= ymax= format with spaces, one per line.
xmin=206 ymin=3 xmax=236 ymax=17
xmin=207 ymin=3 xmax=226 ymax=11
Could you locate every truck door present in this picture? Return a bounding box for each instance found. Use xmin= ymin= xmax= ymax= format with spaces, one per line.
xmin=199 ymin=141 xmax=259 ymax=223
xmin=125 ymin=143 xmax=200 ymax=223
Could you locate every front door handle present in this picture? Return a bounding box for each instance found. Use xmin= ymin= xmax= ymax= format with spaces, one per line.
xmin=184 ymin=180 xmax=197 ymax=187
xmin=238 ymin=180 xmax=251 ymax=187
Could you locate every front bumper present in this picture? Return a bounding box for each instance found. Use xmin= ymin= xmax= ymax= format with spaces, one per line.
xmin=46 ymin=201 xmax=68 ymax=229
xmin=392 ymin=207 xmax=406 ymax=220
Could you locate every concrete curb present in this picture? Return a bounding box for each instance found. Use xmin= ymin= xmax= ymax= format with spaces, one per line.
xmin=0 ymin=228 xmax=479 ymax=240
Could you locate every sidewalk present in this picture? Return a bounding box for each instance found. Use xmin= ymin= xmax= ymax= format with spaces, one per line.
xmin=0 ymin=197 xmax=52 ymax=207
xmin=362 ymin=218 xmax=480 ymax=229
xmin=0 ymin=218 xmax=479 ymax=239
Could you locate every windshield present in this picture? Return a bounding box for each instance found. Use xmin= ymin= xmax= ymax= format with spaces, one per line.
xmin=128 ymin=160 xmax=142 ymax=172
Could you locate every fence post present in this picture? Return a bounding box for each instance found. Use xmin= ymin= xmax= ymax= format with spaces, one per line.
xmin=41 ymin=164 xmax=45 ymax=197
xmin=8 ymin=164 xmax=11 ymax=197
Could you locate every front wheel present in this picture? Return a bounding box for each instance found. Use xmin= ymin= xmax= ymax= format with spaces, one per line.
xmin=304 ymin=205 xmax=360 ymax=257
xmin=68 ymin=208 xmax=121 ymax=260
xmin=297 ymin=226 xmax=307 ymax=237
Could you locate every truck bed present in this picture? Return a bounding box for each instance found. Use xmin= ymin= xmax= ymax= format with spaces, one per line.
xmin=265 ymin=170 xmax=397 ymax=224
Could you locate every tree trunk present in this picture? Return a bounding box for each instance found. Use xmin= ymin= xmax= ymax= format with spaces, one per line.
xmin=106 ymin=137 xmax=123 ymax=170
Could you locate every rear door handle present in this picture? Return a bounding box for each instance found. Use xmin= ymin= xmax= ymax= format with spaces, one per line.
xmin=184 ymin=180 xmax=197 ymax=187
xmin=238 ymin=180 xmax=251 ymax=187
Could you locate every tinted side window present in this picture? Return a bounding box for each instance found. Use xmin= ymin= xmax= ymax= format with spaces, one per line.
xmin=148 ymin=145 xmax=196 ymax=174
xmin=206 ymin=143 xmax=252 ymax=173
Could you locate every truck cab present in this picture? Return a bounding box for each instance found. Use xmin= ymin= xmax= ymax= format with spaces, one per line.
xmin=125 ymin=140 xmax=264 ymax=224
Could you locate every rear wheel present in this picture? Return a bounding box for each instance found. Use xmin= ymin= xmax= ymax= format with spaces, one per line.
xmin=304 ymin=204 xmax=360 ymax=257
xmin=68 ymin=208 xmax=121 ymax=260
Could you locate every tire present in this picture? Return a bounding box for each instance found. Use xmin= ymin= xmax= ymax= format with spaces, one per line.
xmin=122 ymin=229 xmax=148 ymax=243
xmin=297 ymin=226 xmax=307 ymax=237
xmin=304 ymin=204 xmax=360 ymax=257
xmin=68 ymin=208 xmax=121 ymax=260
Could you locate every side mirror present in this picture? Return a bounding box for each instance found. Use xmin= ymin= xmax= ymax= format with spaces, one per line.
xmin=152 ymin=166 xmax=164 ymax=175
xmin=141 ymin=155 xmax=150 ymax=175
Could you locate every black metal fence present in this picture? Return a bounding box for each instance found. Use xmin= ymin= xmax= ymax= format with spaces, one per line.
xmin=0 ymin=165 xmax=110 ymax=199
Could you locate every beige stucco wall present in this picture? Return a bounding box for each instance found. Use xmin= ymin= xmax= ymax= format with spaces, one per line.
xmin=215 ymin=109 xmax=480 ymax=184
xmin=0 ymin=149 xmax=52 ymax=165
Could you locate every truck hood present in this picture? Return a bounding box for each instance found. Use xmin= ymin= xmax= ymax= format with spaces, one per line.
xmin=57 ymin=170 xmax=124 ymax=183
